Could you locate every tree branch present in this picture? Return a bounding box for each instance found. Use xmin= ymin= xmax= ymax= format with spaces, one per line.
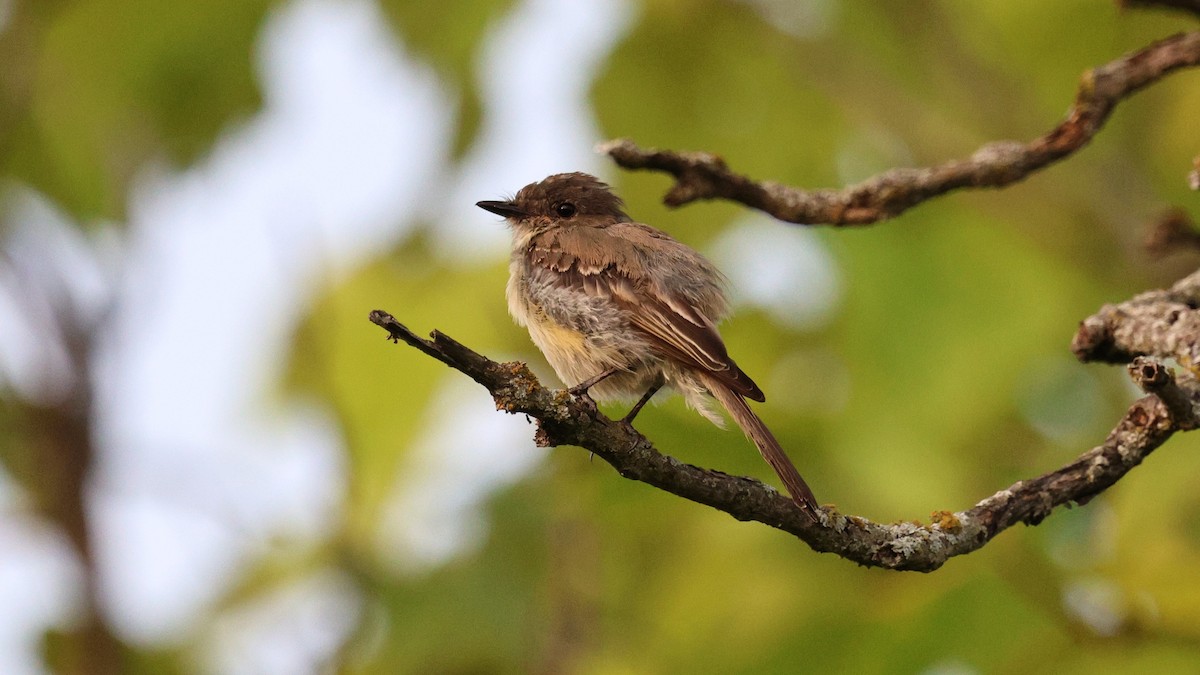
xmin=369 ymin=277 xmax=1200 ymax=571
xmin=1072 ymin=268 xmax=1200 ymax=367
xmin=599 ymin=30 xmax=1200 ymax=225
xmin=1145 ymin=209 xmax=1200 ymax=257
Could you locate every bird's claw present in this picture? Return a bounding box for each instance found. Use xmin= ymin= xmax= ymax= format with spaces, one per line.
xmin=571 ymin=390 xmax=598 ymax=413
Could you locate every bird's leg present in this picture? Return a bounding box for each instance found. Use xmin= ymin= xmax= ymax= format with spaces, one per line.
xmin=621 ymin=374 xmax=664 ymax=427
xmin=568 ymin=367 xmax=622 ymax=412
xmin=568 ymin=367 xmax=621 ymax=397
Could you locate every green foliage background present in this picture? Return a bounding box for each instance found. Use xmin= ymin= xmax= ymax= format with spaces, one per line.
xmin=3 ymin=0 xmax=1200 ymax=672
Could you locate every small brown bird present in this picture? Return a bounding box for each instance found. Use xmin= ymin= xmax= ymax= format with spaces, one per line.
xmin=478 ymin=172 xmax=819 ymax=518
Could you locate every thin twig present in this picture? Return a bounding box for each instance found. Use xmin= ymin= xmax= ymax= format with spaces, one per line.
xmin=1145 ymin=209 xmax=1200 ymax=257
xmin=600 ymin=31 xmax=1200 ymax=225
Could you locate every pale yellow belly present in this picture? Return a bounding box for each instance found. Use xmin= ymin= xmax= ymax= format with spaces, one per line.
xmin=507 ymin=260 xmax=656 ymax=400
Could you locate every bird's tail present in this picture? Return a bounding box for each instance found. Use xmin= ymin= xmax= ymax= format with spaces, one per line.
xmin=701 ymin=373 xmax=820 ymax=518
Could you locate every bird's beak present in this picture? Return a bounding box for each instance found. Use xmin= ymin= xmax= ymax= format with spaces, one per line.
xmin=476 ymin=200 xmax=526 ymax=218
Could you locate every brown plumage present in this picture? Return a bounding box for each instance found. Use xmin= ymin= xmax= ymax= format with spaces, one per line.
xmin=478 ymin=172 xmax=819 ymax=518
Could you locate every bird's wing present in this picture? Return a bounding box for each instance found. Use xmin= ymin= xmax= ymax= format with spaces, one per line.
xmin=528 ymin=224 xmax=764 ymax=401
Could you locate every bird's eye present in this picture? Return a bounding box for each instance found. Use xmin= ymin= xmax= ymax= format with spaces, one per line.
xmin=555 ymin=202 xmax=576 ymax=217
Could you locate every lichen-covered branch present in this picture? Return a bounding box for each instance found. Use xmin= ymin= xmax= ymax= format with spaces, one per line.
xmin=369 ymin=282 xmax=1200 ymax=571
xmin=1128 ymin=356 xmax=1200 ymax=429
xmin=600 ymin=30 xmax=1200 ymax=225
xmin=1072 ymin=268 xmax=1200 ymax=368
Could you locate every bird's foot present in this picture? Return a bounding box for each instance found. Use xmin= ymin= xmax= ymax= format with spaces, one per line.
xmin=569 ymin=388 xmax=599 ymax=414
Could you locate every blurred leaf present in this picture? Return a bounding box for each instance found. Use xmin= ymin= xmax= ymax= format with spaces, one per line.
xmin=350 ymin=479 xmax=550 ymax=674
xmin=595 ymin=0 xmax=847 ymax=189
xmin=0 ymin=0 xmax=272 ymax=219
xmin=828 ymin=203 xmax=1097 ymax=514
xmin=286 ymin=235 xmax=516 ymax=548
xmin=379 ymin=0 xmax=515 ymax=157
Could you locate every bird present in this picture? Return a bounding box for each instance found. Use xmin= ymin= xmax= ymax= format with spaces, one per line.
xmin=477 ymin=172 xmax=819 ymax=519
